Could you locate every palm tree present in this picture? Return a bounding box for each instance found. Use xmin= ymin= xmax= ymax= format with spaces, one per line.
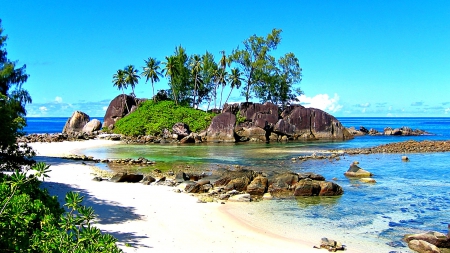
xmin=224 ymin=68 xmax=243 ymax=106
xmin=189 ymin=54 xmax=202 ymax=108
xmin=112 ymin=69 xmax=130 ymax=112
xmin=163 ymin=56 xmax=179 ymax=105
xmin=124 ymin=65 xmax=140 ymax=99
xmin=142 ymin=57 xmax=163 ymax=102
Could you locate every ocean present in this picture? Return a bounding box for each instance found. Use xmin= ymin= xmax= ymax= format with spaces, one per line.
xmin=25 ymin=117 xmax=450 ymax=252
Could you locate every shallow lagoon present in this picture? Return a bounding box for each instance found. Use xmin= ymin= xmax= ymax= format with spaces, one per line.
xmin=79 ymin=117 xmax=450 ymax=252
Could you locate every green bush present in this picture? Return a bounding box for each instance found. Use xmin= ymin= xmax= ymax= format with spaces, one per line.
xmin=0 ymin=163 xmax=122 ymax=252
xmin=113 ymin=100 xmax=216 ymax=136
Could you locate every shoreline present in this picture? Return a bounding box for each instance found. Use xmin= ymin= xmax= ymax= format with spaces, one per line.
xmin=29 ymin=140 xmax=323 ymax=252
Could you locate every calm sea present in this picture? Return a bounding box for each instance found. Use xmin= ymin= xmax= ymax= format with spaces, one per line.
xmin=26 ymin=117 xmax=450 ymax=252
xmin=24 ymin=117 xmax=104 ymax=134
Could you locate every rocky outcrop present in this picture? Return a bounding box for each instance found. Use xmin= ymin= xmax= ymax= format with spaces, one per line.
xmin=332 ymin=140 xmax=450 ymax=154
xmin=384 ymin=126 xmax=429 ymax=136
xmin=110 ymin=172 xmax=144 ymax=183
xmin=103 ymin=94 xmax=142 ymax=130
xmin=62 ymin=111 xmax=90 ymax=134
xmin=172 ymin=122 xmax=191 ymax=139
xmin=207 ymin=102 xmax=352 ymax=142
xmin=405 ymin=231 xmax=450 ymax=248
xmin=82 ymin=119 xmax=102 ymax=133
xmin=206 ymin=112 xmax=236 ymax=142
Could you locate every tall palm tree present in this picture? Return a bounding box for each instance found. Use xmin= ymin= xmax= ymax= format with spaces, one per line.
xmin=142 ymin=57 xmax=163 ymax=102
xmin=163 ymin=56 xmax=179 ymax=105
xmin=112 ymin=69 xmax=130 ymax=112
xmin=189 ymin=54 xmax=202 ymax=108
xmin=224 ymin=68 xmax=243 ymax=106
xmin=124 ymin=65 xmax=140 ymax=99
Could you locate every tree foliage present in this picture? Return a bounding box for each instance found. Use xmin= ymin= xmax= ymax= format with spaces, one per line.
xmin=113 ymin=28 xmax=302 ymax=110
xmin=0 ymin=19 xmax=34 ymax=171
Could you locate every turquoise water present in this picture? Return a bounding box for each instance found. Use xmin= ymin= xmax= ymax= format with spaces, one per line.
xmin=33 ymin=117 xmax=450 ymax=251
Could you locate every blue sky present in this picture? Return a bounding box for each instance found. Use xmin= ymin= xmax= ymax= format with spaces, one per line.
xmin=1 ymin=1 xmax=449 ymax=117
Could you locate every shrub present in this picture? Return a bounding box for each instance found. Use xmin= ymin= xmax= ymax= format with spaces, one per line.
xmin=0 ymin=163 xmax=122 ymax=252
xmin=113 ymin=100 xmax=216 ymax=136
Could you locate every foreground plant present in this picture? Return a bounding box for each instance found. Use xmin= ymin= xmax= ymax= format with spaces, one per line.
xmin=0 ymin=162 xmax=122 ymax=252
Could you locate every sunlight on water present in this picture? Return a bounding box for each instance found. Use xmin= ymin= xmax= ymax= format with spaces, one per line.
xmin=71 ymin=117 xmax=450 ymax=252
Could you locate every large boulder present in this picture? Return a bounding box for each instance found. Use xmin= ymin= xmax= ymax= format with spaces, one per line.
xmin=82 ymin=119 xmax=102 ymax=133
xmin=292 ymin=179 xmax=343 ymax=196
xmin=62 ymin=111 xmax=90 ymax=134
xmin=206 ymin=112 xmax=237 ymax=142
xmin=407 ymin=240 xmax=441 ymax=253
xmin=103 ymin=94 xmax=140 ymax=129
xmin=278 ymin=106 xmax=353 ymax=140
xmin=404 ymin=231 xmax=450 ymax=248
xmin=110 ymin=172 xmax=144 ymax=183
xmin=268 ymin=172 xmax=299 ymax=197
xmin=172 ymin=122 xmax=191 ymax=139
xmin=246 ymin=176 xmax=268 ymax=195
xmin=234 ymin=102 xmax=279 ymax=141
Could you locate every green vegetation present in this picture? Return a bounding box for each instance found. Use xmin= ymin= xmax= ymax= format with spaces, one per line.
xmin=113 ymin=29 xmax=302 ymax=110
xmin=113 ymin=100 xmax=216 ymax=136
xmin=0 ymin=19 xmax=122 ymax=252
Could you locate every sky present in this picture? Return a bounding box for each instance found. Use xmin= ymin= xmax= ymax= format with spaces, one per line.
xmin=1 ymin=1 xmax=449 ymax=117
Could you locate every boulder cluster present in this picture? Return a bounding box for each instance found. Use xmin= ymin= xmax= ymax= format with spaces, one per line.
xmin=347 ymin=126 xmax=429 ymax=136
xmin=96 ymin=168 xmax=343 ymax=202
xmin=404 ymin=226 xmax=450 ymax=253
xmin=207 ymin=102 xmax=353 ymax=142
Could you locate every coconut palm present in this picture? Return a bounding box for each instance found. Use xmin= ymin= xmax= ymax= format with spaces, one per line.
xmin=112 ymin=69 xmax=130 ymax=112
xmin=124 ymin=65 xmax=140 ymax=99
xmin=189 ymin=54 xmax=202 ymax=108
xmin=163 ymin=56 xmax=179 ymax=105
xmin=224 ymin=68 xmax=243 ymax=106
xmin=142 ymin=57 xmax=163 ymax=102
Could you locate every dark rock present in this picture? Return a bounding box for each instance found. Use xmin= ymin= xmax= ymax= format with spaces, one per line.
xmin=213 ymin=176 xmax=232 ymax=187
xmin=293 ymin=179 xmax=321 ymax=196
xmin=92 ymin=177 xmax=103 ymax=182
xmin=172 ymin=122 xmax=191 ymax=139
xmin=103 ymin=94 xmax=140 ymax=129
xmin=62 ymin=111 xmax=90 ymax=134
xmin=268 ymin=172 xmax=299 ymax=197
xmin=298 ymin=172 xmax=325 ymax=181
xmin=225 ymin=177 xmax=251 ymax=192
xmin=318 ymin=181 xmax=344 ymax=196
xmin=279 ymin=106 xmax=353 ymax=140
xmin=206 ymin=112 xmax=236 ymax=142
xmin=246 ymin=176 xmax=268 ymax=195
xmin=314 ymin=237 xmax=345 ymax=251
xmin=110 ymin=172 xmax=144 ymax=183
xmin=175 ymin=171 xmax=189 ymax=183
xmin=141 ymin=175 xmax=156 ymax=185
xmin=182 ymin=182 xmax=201 ymax=193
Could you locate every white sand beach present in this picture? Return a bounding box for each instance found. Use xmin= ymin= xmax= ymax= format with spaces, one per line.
xmin=29 ymin=140 xmax=349 ymax=253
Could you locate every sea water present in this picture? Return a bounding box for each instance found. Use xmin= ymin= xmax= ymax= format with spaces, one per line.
xmin=25 ymin=117 xmax=450 ymax=252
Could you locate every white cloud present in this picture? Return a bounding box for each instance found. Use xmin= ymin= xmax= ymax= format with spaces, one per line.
xmin=39 ymin=106 xmax=48 ymax=112
xmin=298 ymin=93 xmax=343 ymax=113
xmin=102 ymin=106 xmax=108 ymax=111
xmin=445 ymin=108 xmax=450 ymax=114
xmin=55 ymin=96 xmax=63 ymax=103
xmin=359 ymin=102 xmax=370 ymax=108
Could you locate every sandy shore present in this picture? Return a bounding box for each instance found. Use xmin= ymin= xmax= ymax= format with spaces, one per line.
xmin=29 ymin=140 xmax=336 ymax=252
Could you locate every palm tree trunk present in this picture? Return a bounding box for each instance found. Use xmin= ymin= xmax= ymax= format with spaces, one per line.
xmin=224 ymin=87 xmax=234 ymax=107
xmin=151 ymin=80 xmax=156 ymax=102
xmin=193 ymin=74 xmax=198 ymax=108
xmin=219 ymin=85 xmax=225 ymax=109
